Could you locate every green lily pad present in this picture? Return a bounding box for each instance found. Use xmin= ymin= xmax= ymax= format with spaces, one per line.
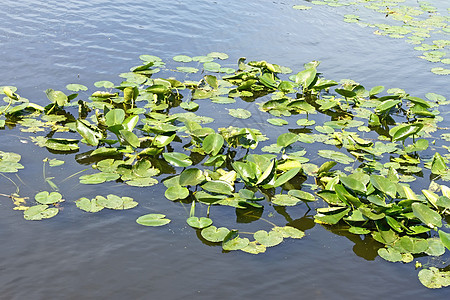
xmin=378 ymin=247 xmax=403 ymax=262
xmin=228 ymin=108 xmax=251 ymax=119
xmin=201 ymin=226 xmax=230 ymax=242
xmin=254 ymin=230 xmax=283 ymax=247
xmin=273 ymin=226 xmax=305 ymax=239
xmin=267 ymin=118 xmax=288 ymax=126
xmin=272 ymin=194 xmax=301 ymax=206
xmin=66 ymin=84 xmax=88 ymax=92
xmin=79 ymin=172 xmax=120 ymax=184
xmin=293 ymin=5 xmax=312 ymax=10
xmin=186 ymin=217 xmax=213 ymax=229
xmin=75 ymin=197 xmax=104 ymax=213
xmin=431 ymin=67 xmax=450 ymax=75
xmin=136 ymin=214 xmax=171 ymax=227
xmin=176 ymin=67 xmax=198 ymax=73
xmin=241 ymin=241 xmax=267 ymax=254
xmin=35 ymin=191 xmax=63 ymax=205
xmin=418 ymin=267 xmax=450 ymax=289
xmin=222 ymin=230 xmax=249 ymax=251
xmin=165 ymin=185 xmax=189 ymax=201
xmin=173 ymin=55 xmax=192 ymax=63
xmin=24 ymin=205 xmax=59 ymax=221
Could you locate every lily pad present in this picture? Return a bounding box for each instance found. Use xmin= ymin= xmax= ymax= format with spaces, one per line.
xmin=24 ymin=205 xmax=59 ymax=221
xmin=75 ymin=197 xmax=104 ymax=213
xmin=136 ymin=214 xmax=171 ymax=227
xmin=228 ymin=108 xmax=251 ymax=119
xmin=201 ymin=226 xmax=230 ymax=242
xmin=418 ymin=268 xmax=450 ymax=289
xmin=254 ymin=230 xmax=283 ymax=247
xmin=35 ymin=191 xmax=63 ymax=205
xmin=222 ymin=230 xmax=249 ymax=251
xmin=186 ymin=217 xmax=213 ymax=229
xmin=165 ymin=185 xmax=189 ymax=201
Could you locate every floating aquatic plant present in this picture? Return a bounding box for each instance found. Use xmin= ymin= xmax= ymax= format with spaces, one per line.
xmin=1 ymin=52 xmax=449 ymax=288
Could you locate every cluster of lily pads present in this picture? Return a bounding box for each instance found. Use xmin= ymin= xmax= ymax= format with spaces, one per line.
xmin=293 ymin=0 xmax=450 ymax=75
xmin=1 ymin=52 xmax=449 ymax=288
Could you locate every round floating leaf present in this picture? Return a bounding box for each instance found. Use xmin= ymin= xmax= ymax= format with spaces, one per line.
xmin=431 ymin=67 xmax=450 ymax=75
xmin=139 ymin=55 xmax=162 ymax=62
xmin=35 ymin=191 xmax=63 ymax=205
xmin=201 ymin=226 xmax=230 ymax=242
xmin=66 ymin=84 xmax=88 ymax=92
xmin=378 ymin=247 xmax=403 ymax=262
xmin=228 ymin=108 xmax=251 ymax=119
xmin=96 ymin=194 xmax=122 ymax=210
xmin=207 ymin=52 xmax=229 ymax=60
xmin=272 ymin=194 xmax=301 ymax=206
xmin=241 ymin=242 xmax=266 ymax=254
xmin=211 ymin=96 xmax=235 ymax=104
xmin=203 ymin=62 xmax=221 ymax=72
xmin=79 ymin=172 xmax=120 ymax=184
xmin=293 ymin=5 xmax=312 ymax=10
xmin=425 ymin=238 xmax=446 ymax=256
xmin=180 ymin=101 xmax=199 ymax=111
xmin=273 ymin=226 xmax=305 ymax=239
xmin=173 ymin=55 xmax=192 ymax=63
xmin=186 ymin=217 xmax=213 ymax=229
xmin=126 ymin=177 xmax=158 ymax=187
xmin=136 ymin=214 xmax=171 ymax=227
xmin=176 ymin=67 xmax=198 ymax=73
xmin=24 ymin=205 xmax=59 ymax=221
xmin=296 ymin=119 xmax=315 ymax=126
xmin=192 ymin=56 xmax=214 ymax=63
xmin=94 ymin=80 xmax=115 ymax=88
xmin=318 ymin=150 xmax=355 ymax=164
xmin=267 ymin=118 xmax=288 ymax=126
xmin=105 ymin=109 xmax=125 ymax=127
xmin=165 ymin=185 xmax=189 ymax=201
xmin=222 ymin=231 xmax=249 ymax=251
xmin=412 ymin=202 xmax=442 ymax=229
xmin=75 ymin=197 xmax=104 ymax=213
xmin=418 ymin=267 xmax=450 ymax=289
xmin=162 ymin=152 xmax=192 ymax=167
xmin=254 ymin=230 xmax=283 ymax=247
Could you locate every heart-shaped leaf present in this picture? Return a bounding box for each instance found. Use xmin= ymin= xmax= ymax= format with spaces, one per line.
xmin=186 ymin=217 xmax=213 ymax=229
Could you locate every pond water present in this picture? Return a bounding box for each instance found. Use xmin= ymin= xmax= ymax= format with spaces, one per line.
xmin=1 ymin=0 xmax=449 ymax=298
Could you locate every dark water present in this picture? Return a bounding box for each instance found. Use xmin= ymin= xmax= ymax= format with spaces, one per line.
xmin=1 ymin=0 xmax=449 ymax=299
